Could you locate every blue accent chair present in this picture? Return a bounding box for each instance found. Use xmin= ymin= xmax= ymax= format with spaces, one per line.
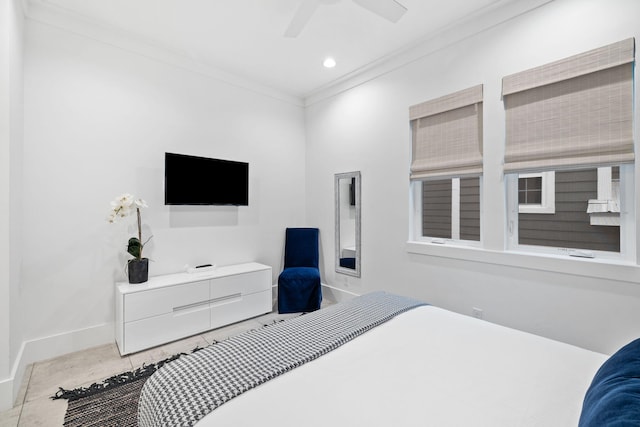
xmin=277 ymin=228 xmax=322 ymax=314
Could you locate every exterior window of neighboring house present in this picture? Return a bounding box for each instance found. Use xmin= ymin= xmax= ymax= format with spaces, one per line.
xmin=409 ymin=85 xmax=483 ymax=245
xmin=518 ymin=172 xmax=555 ymax=214
xmin=503 ymin=38 xmax=634 ymax=259
xmin=519 ymin=176 xmax=542 ymax=204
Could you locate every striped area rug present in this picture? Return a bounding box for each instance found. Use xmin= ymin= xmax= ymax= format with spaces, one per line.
xmin=52 ymin=318 xmax=293 ymax=427
xmin=63 ymin=377 xmax=145 ymax=427
xmin=53 ymin=351 xmax=188 ymax=427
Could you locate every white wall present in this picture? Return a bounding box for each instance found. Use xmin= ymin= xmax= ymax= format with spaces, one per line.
xmin=306 ymin=0 xmax=640 ymax=355
xmin=0 ymin=0 xmax=25 ymax=411
xmin=19 ymin=19 xmax=306 ymax=352
xmin=0 ymin=0 xmax=13 ymax=384
xmin=9 ymin=0 xmax=24 ymax=375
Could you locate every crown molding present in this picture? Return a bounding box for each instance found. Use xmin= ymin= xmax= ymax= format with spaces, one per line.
xmin=24 ymin=0 xmax=304 ymax=107
xmin=21 ymin=0 xmax=555 ymax=109
xmin=303 ymin=0 xmax=555 ymax=107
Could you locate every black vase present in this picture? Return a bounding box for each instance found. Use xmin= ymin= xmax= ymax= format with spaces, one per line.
xmin=128 ymin=258 xmax=149 ymax=284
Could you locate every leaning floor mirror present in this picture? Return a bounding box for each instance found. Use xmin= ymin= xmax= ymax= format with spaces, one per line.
xmin=335 ymin=171 xmax=361 ymax=277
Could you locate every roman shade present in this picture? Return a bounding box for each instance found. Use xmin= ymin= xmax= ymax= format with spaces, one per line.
xmin=503 ymin=38 xmax=635 ymax=173
xmin=410 ymin=85 xmax=483 ymax=180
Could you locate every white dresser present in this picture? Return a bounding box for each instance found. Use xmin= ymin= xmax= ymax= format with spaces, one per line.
xmin=115 ymin=262 xmax=272 ymax=355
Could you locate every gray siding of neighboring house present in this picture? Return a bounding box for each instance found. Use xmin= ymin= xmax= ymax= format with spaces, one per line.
xmin=422 ymin=178 xmax=480 ymax=241
xmin=423 ymin=180 xmax=451 ymax=238
xmin=519 ymin=169 xmax=620 ymax=252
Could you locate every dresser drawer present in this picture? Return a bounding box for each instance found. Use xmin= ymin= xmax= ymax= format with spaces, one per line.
xmin=210 ymin=289 xmax=271 ymax=329
xmin=211 ymin=269 xmax=270 ymax=299
xmin=123 ymin=303 xmax=210 ymax=354
xmin=124 ymin=279 xmax=210 ymax=322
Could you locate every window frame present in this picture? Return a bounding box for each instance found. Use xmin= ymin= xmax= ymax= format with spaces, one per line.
xmin=411 ymin=177 xmax=483 ymax=247
xmin=505 ymin=164 xmax=635 ymax=261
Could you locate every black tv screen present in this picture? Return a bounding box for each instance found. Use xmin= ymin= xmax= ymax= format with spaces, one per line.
xmin=164 ymin=152 xmax=249 ymax=206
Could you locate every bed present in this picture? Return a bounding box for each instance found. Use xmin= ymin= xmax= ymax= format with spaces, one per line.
xmin=138 ymin=292 xmax=640 ymax=426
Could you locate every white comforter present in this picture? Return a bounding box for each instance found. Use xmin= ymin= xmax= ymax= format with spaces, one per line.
xmin=196 ymin=305 xmax=607 ymax=426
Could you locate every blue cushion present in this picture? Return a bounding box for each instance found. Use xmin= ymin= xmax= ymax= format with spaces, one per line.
xmin=279 ymin=266 xmax=321 ymax=282
xmin=278 ymin=267 xmax=321 ymax=313
xmin=579 ymin=338 xmax=640 ymax=426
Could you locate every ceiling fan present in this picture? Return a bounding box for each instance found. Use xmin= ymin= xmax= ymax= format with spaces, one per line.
xmin=284 ymin=0 xmax=408 ymax=38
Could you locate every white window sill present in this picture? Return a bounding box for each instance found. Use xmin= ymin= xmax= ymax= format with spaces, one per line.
xmin=406 ymin=241 xmax=640 ymax=284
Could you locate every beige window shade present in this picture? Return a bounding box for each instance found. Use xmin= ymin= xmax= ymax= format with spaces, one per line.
xmin=410 ymin=85 xmax=483 ymax=180
xmin=503 ymin=38 xmax=635 ymax=173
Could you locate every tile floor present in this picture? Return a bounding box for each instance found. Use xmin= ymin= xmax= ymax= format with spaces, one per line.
xmin=0 ymin=305 xmax=312 ymax=426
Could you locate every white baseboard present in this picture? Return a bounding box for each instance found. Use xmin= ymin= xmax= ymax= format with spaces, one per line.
xmin=0 ymin=376 xmax=12 ymax=412
xmin=0 ymin=322 xmax=114 ymax=411
xmin=271 ymin=283 xmax=359 ymax=305
xmin=321 ymin=283 xmax=360 ymax=302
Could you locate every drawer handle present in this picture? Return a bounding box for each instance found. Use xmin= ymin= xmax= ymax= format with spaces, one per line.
xmin=173 ymin=300 xmax=210 ymax=315
xmin=172 ymin=293 xmax=243 ymax=314
xmin=210 ymin=293 xmax=242 ymax=306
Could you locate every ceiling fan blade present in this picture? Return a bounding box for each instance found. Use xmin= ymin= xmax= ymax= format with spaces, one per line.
xmin=284 ymin=0 xmax=321 ymax=38
xmin=352 ymin=0 xmax=407 ymax=23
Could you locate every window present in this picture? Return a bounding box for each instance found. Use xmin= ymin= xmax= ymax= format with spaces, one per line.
xmin=519 ymin=176 xmax=541 ymax=205
xmin=518 ymin=172 xmax=555 ymax=214
xmin=508 ymin=168 xmax=628 ymax=256
xmin=503 ymin=38 xmax=634 ymax=259
xmin=409 ymin=85 xmax=483 ymax=245
xmin=417 ymin=177 xmax=481 ymax=242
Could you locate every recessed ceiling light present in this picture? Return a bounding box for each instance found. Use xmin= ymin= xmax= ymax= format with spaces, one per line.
xmin=323 ymin=57 xmax=336 ymax=68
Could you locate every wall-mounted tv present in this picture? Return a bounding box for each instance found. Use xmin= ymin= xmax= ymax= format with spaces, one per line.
xmin=164 ymin=152 xmax=249 ymax=206
xmin=349 ymin=177 xmax=356 ymax=206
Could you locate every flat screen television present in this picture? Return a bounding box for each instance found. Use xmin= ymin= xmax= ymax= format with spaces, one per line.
xmin=164 ymin=152 xmax=249 ymax=206
xmin=349 ymin=177 xmax=356 ymax=206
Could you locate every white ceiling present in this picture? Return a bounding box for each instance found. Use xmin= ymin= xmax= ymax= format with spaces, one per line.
xmin=29 ymin=0 xmax=517 ymax=99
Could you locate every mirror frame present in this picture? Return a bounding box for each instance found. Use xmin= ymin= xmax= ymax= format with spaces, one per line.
xmin=335 ymin=171 xmax=361 ymax=277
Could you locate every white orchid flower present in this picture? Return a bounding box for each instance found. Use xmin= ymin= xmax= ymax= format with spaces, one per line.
xmin=107 ymin=193 xmax=148 ymax=223
xmin=108 ymin=192 xmax=152 ymax=269
xmin=134 ymin=198 xmax=148 ymax=209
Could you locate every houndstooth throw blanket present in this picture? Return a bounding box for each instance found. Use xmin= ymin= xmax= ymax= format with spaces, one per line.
xmin=138 ymin=292 xmax=426 ymax=427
